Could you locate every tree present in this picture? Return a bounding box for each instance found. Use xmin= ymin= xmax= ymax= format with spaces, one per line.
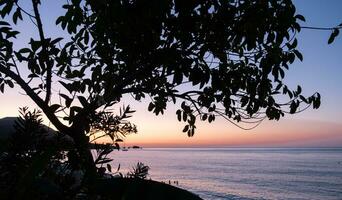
xmin=0 ymin=107 xmax=67 ymax=199
xmin=0 ymin=0 xmax=321 ymax=193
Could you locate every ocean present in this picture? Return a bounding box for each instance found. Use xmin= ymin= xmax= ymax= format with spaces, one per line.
xmin=108 ymin=148 xmax=342 ymax=200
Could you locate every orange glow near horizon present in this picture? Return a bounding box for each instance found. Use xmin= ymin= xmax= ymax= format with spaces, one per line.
xmin=1 ymin=93 xmax=342 ymax=148
xmin=95 ymin=108 xmax=342 ymax=148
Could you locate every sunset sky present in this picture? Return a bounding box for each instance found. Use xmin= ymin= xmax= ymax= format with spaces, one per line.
xmin=0 ymin=0 xmax=341 ymax=147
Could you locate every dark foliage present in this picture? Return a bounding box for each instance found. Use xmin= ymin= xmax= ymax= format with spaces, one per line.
xmin=0 ymin=0 xmax=321 ymax=137
xmin=0 ymin=0 xmax=330 ymax=199
xmin=0 ymin=108 xmax=66 ymax=199
xmin=127 ymin=162 xmax=150 ymax=179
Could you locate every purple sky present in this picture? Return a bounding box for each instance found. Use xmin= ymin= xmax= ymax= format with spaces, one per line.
xmin=0 ymin=0 xmax=341 ymax=147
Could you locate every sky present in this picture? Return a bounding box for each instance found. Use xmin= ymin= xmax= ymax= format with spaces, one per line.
xmin=0 ymin=0 xmax=341 ymax=147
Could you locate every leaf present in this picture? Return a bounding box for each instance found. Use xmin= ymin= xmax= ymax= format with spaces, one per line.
xmin=291 ymin=38 xmax=298 ymax=49
xmin=299 ymin=95 xmax=308 ymax=104
xmin=188 ymin=114 xmax=196 ymax=125
xmin=182 ymin=125 xmax=189 ymax=132
xmin=288 ymin=53 xmax=295 ymax=64
xmin=30 ymin=39 xmax=41 ymax=52
xmin=176 ymin=110 xmax=181 ymax=121
xmin=148 ymin=102 xmax=154 ymax=111
xmin=5 ymin=80 xmax=14 ymax=88
xmin=84 ymin=30 xmax=89 ymax=44
xmin=297 ymin=85 xmax=302 ymax=94
xmin=181 ymin=101 xmax=186 ymax=109
xmin=0 ymin=84 xmax=4 ymax=93
xmin=208 ymin=106 xmax=215 ymax=112
xmin=188 ymin=127 xmax=195 ymax=137
xmin=78 ymin=96 xmax=88 ymax=107
xmin=0 ymin=21 xmax=10 ymax=26
xmin=208 ymin=115 xmax=213 ymax=123
xmin=27 ymin=74 xmax=39 ymax=78
xmin=182 ymin=112 xmax=187 ymax=122
xmin=51 ymin=37 xmax=63 ymax=44
xmin=328 ymin=28 xmax=339 ymax=44
xmin=19 ymin=48 xmax=31 ymax=54
xmin=313 ymin=93 xmax=321 ymax=109
xmin=60 ymin=93 xmax=73 ymax=108
xmin=293 ymin=50 xmax=303 ymax=61
xmin=288 ymin=90 xmax=293 ymax=99
xmin=59 ymin=81 xmax=73 ymax=93
xmin=201 ymin=114 xmax=207 ymax=121
xmin=50 ymin=104 xmax=61 ymax=112
xmin=1 ymin=2 xmax=13 ymax=18
xmin=13 ymin=8 xmax=22 ymax=24
xmin=289 ymin=101 xmax=297 ymax=114
xmin=275 ymin=83 xmax=282 ymax=91
xmin=295 ymin=14 xmax=305 ymax=22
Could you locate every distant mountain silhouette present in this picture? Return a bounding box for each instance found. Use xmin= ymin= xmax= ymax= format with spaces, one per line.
xmin=0 ymin=117 xmax=18 ymax=139
xmin=0 ymin=117 xmax=65 ymax=139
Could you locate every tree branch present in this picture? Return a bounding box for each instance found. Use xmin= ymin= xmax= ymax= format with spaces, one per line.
xmin=0 ymin=65 xmax=69 ymax=134
xmin=32 ymin=0 xmax=52 ymax=104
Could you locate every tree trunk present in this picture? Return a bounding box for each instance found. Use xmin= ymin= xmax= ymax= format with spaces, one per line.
xmin=70 ymin=127 xmax=98 ymax=186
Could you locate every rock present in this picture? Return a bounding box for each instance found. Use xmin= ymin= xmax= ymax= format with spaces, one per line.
xmin=94 ymin=178 xmax=203 ymax=200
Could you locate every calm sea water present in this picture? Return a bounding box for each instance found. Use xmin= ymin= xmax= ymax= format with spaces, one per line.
xmin=108 ymin=148 xmax=342 ymax=200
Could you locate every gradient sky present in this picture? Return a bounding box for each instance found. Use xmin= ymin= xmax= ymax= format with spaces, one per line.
xmin=0 ymin=0 xmax=341 ymax=147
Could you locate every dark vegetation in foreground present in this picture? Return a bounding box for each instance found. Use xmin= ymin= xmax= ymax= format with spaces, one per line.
xmin=0 ymin=108 xmax=202 ymax=200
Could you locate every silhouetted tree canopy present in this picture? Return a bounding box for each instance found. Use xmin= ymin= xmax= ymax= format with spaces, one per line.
xmin=0 ymin=0 xmax=321 ymax=137
xmin=0 ymin=0 xmax=322 ymax=196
